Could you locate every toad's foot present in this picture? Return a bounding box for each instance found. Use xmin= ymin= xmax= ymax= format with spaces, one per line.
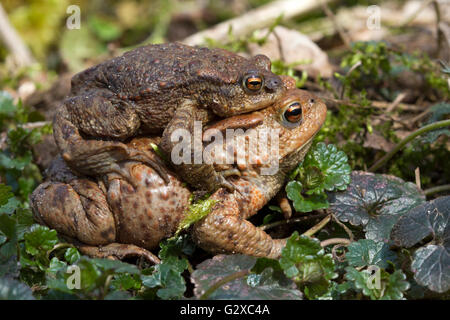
xmin=54 ymin=101 xmax=169 ymax=185
xmin=77 ymin=243 xmax=160 ymax=265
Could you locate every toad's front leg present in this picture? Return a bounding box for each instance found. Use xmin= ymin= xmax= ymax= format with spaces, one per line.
xmin=160 ymin=102 xmax=264 ymax=193
xmin=53 ymin=89 xmax=169 ymax=183
xmin=191 ymin=182 xmax=287 ymax=259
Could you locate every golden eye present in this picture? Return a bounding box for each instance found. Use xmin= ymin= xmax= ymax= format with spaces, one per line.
xmin=244 ymin=75 xmax=264 ymax=92
xmin=282 ymin=102 xmax=302 ymax=126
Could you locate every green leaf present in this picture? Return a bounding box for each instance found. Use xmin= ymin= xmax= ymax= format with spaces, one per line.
xmin=285 ymin=181 xmax=329 ymax=213
xmin=191 ymin=254 xmax=303 ymax=300
xmin=300 ymin=142 xmax=351 ymax=193
xmin=279 ymin=232 xmax=337 ymax=299
xmin=0 ymin=214 xmax=18 ymax=262
xmin=88 ymin=16 xmax=122 ymax=42
xmin=90 ymin=258 xmax=139 ymax=275
xmin=345 ymin=267 xmax=409 ymax=300
xmin=0 ymin=277 xmax=35 ymax=300
xmin=141 ymin=262 xmax=187 ymax=300
xmin=391 ymin=196 xmax=450 ymax=293
xmin=64 ymin=248 xmax=81 ymax=265
xmin=24 ymin=225 xmax=58 ymax=256
xmin=329 ymin=171 xmax=425 ymax=242
xmin=0 ymin=184 xmax=13 ymax=207
xmin=346 ymin=239 xmax=397 ymax=269
xmin=141 ymin=236 xmax=191 ymax=300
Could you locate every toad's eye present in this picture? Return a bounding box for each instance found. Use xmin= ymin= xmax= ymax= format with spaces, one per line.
xmin=243 ymin=75 xmax=264 ymax=92
xmin=282 ymin=102 xmax=302 ymax=126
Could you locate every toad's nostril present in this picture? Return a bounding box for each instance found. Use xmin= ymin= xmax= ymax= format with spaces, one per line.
xmin=266 ymin=78 xmax=281 ymax=90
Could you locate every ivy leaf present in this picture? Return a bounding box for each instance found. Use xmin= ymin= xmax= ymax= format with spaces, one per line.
xmin=141 ymin=262 xmax=187 ymax=300
xmin=90 ymin=258 xmax=140 ymax=275
xmin=391 ymin=196 xmax=450 ymax=293
xmin=191 ymin=254 xmax=303 ymax=300
xmin=23 ymin=224 xmax=58 ymax=257
xmin=111 ymin=273 xmax=142 ymax=291
xmin=0 ymin=214 xmax=18 ymax=263
xmin=0 ymin=184 xmax=13 ymax=207
xmin=0 ymin=277 xmax=35 ymax=300
xmin=64 ymin=248 xmax=81 ymax=265
xmin=345 ymin=267 xmax=410 ymax=300
xmin=299 ymin=143 xmax=351 ymax=193
xmin=285 ymin=181 xmax=329 ymax=213
xmin=141 ymin=237 xmax=189 ymax=300
xmin=279 ymin=232 xmax=337 ymax=299
xmin=346 ymin=239 xmax=397 ymax=269
xmin=329 ymin=171 xmax=425 ymax=242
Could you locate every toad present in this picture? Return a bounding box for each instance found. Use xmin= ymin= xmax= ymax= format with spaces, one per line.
xmin=31 ymin=86 xmax=327 ymax=262
xmin=53 ymin=42 xmax=284 ymax=193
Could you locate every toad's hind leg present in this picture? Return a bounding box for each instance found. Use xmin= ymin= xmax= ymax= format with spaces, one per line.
xmin=31 ymin=180 xmax=117 ymax=245
xmin=53 ymin=90 xmax=168 ymax=183
xmin=30 ymin=180 xmax=160 ymax=264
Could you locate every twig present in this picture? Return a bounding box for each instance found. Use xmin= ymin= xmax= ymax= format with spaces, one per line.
xmin=182 ymin=0 xmax=335 ymax=46
xmin=0 ymin=4 xmax=35 ymax=68
xmin=399 ymin=0 xmax=435 ymax=27
xmin=433 ymin=0 xmax=443 ymax=58
xmin=317 ymin=95 xmax=423 ymax=112
xmin=423 ymin=184 xmax=450 ymax=196
xmin=302 ymin=214 xmax=331 ymax=237
xmin=415 ymin=167 xmax=421 ymax=190
xmin=20 ymin=121 xmax=51 ymax=129
xmin=260 ymin=212 xmax=328 ymax=231
xmin=340 ymin=61 xmax=361 ymax=99
xmin=320 ymin=0 xmax=351 ymax=49
xmin=369 ymin=119 xmax=450 ymax=172
xmin=386 ymin=92 xmax=407 ymax=113
xmin=332 ymin=214 xmax=354 ymax=242
xmin=199 ymin=269 xmax=250 ymax=300
xmin=320 ymin=238 xmax=351 ymax=247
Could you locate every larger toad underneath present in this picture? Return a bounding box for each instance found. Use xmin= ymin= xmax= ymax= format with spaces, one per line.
xmin=32 ymin=87 xmax=327 ymax=262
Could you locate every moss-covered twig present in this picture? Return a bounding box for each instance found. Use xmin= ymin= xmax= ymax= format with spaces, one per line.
xmin=423 ymin=184 xmax=450 ymax=197
xmin=369 ymin=119 xmax=450 ymax=172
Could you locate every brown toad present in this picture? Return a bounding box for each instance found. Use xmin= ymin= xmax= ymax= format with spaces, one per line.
xmin=54 ymin=42 xmax=284 ymax=193
xmin=32 ymin=87 xmax=327 ymax=262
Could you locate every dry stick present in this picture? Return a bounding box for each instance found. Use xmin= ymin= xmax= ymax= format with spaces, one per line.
xmin=318 ymin=95 xmax=423 ymax=112
xmin=320 ymin=0 xmax=352 ymax=49
xmin=182 ymin=0 xmax=335 ymax=46
xmin=320 ymin=238 xmax=351 ymax=247
xmin=369 ymin=119 xmax=450 ymax=172
xmin=0 ymin=3 xmax=35 ymax=68
xmin=399 ymin=0 xmax=435 ymax=27
xmin=433 ymin=0 xmax=443 ymax=58
xmin=386 ymin=92 xmax=407 ymax=113
xmin=332 ymin=214 xmax=354 ymax=242
xmin=302 ymin=214 xmax=331 ymax=237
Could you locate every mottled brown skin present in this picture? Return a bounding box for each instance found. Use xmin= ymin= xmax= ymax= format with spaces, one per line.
xmin=53 ymin=42 xmax=284 ymax=193
xmin=31 ymin=88 xmax=327 ymax=261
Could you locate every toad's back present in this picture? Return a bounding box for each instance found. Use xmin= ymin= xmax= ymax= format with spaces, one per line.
xmin=69 ymin=42 xmax=248 ymax=102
